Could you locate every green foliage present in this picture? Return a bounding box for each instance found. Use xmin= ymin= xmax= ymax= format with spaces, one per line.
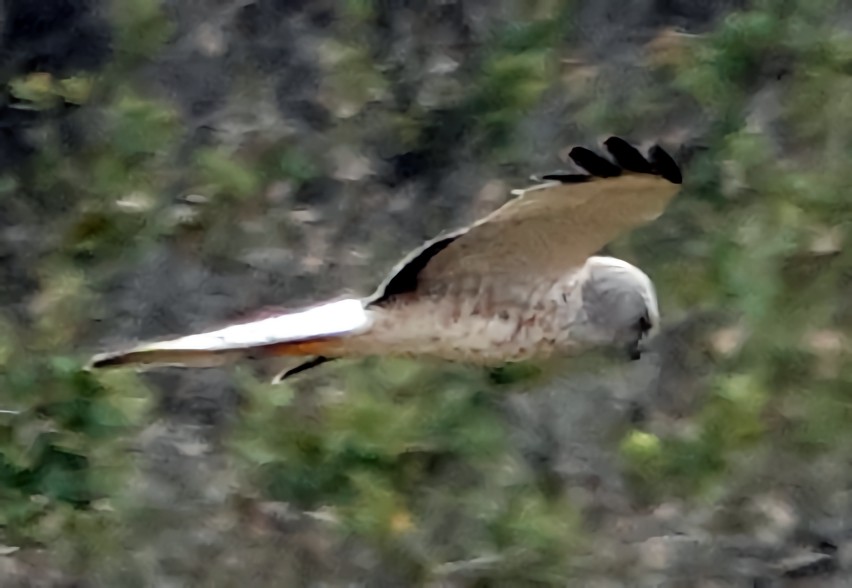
xmin=615 ymin=0 xmax=852 ymax=511
xmin=234 ymin=361 xmax=502 ymax=510
xmin=622 ymin=373 xmax=769 ymax=500
xmin=25 ymin=88 xmax=182 ymax=260
xmin=277 ymin=149 xmax=320 ymax=184
xmin=343 ymin=0 xmax=376 ymax=22
xmin=233 ymin=360 xmax=582 ymax=581
xmin=10 ymin=0 xmax=852 ymax=583
xmin=109 ymin=91 xmax=179 ymax=159
xmin=379 ymin=8 xmax=571 ymax=168
xmin=110 ymin=0 xmax=175 ymax=65
xmin=0 ymin=358 xmax=148 ymax=546
xmin=195 ymin=148 xmax=262 ymax=201
xmin=0 ymin=0 xmax=174 ymax=564
xmin=678 ymin=11 xmax=782 ymax=111
xmin=463 ymin=12 xmax=571 ymax=155
xmin=321 ymin=41 xmax=390 ymax=117
xmin=9 ymin=73 xmax=94 ymax=109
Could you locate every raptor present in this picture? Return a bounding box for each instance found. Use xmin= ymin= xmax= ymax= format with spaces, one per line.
xmin=88 ymin=137 xmax=683 ymax=382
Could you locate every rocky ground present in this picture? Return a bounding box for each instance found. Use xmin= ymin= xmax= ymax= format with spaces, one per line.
xmin=1 ymin=0 xmax=851 ymax=586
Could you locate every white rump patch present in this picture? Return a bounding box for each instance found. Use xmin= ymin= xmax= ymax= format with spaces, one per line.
xmin=138 ymin=298 xmax=371 ymax=352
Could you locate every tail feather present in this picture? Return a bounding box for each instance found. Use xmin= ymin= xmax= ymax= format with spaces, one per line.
xmin=86 ymin=299 xmax=371 ymax=370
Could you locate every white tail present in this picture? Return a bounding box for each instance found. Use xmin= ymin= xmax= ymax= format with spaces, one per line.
xmin=87 ymin=299 xmax=372 ymax=370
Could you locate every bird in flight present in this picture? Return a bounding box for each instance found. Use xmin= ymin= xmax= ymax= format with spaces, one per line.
xmin=88 ymin=136 xmax=683 ymax=383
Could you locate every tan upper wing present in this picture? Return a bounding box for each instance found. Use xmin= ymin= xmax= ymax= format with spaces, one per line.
xmin=370 ymin=137 xmax=682 ymax=305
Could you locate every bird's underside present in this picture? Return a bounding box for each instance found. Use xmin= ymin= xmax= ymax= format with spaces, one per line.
xmin=87 ymin=136 xmax=683 ymax=382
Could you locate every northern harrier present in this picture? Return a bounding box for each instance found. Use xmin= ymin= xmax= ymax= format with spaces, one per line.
xmin=88 ymin=137 xmax=683 ymax=382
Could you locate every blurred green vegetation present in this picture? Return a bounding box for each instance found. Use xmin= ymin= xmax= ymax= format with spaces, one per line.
xmin=2 ymin=0 xmax=852 ymax=584
xmin=607 ymin=0 xmax=852 ymax=510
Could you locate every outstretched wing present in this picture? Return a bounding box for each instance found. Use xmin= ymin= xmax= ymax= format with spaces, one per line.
xmin=371 ymin=137 xmax=682 ymax=305
xmin=87 ymin=299 xmax=371 ymax=370
xmin=89 ymin=136 xmax=683 ymax=379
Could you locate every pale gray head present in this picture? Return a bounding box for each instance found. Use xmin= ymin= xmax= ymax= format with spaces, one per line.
xmin=580 ymin=256 xmax=660 ymax=359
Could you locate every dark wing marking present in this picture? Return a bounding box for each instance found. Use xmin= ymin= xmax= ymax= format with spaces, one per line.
xmin=369 ymin=229 xmax=467 ymax=306
xmin=273 ymin=356 xmax=334 ymax=383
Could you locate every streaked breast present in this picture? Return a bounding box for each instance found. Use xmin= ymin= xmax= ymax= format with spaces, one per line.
xmin=350 ymin=275 xmax=586 ymax=363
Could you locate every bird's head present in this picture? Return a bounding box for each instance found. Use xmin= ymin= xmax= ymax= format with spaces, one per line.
xmin=581 ymin=256 xmax=660 ymax=360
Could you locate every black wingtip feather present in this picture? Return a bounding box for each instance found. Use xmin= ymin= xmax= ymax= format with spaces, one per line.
xmin=649 ymin=145 xmax=682 ymax=184
xmin=568 ymin=146 xmax=622 ymax=178
xmin=535 ymin=137 xmax=682 ymax=186
xmin=603 ymin=137 xmax=655 ymax=174
xmin=536 ymin=173 xmax=592 ymax=183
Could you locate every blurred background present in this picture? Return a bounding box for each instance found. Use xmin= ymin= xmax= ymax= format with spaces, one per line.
xmin=1 ymin=0 xmax=851 ymax=585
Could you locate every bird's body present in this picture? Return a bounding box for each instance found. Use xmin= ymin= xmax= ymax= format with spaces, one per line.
xmin=338 ymin=276 xmax=578 ymax=363
xmin=350 ymin=255 xmax=657 ymax=364
xmin=87 ymin=137 xmax=683 ymax=381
